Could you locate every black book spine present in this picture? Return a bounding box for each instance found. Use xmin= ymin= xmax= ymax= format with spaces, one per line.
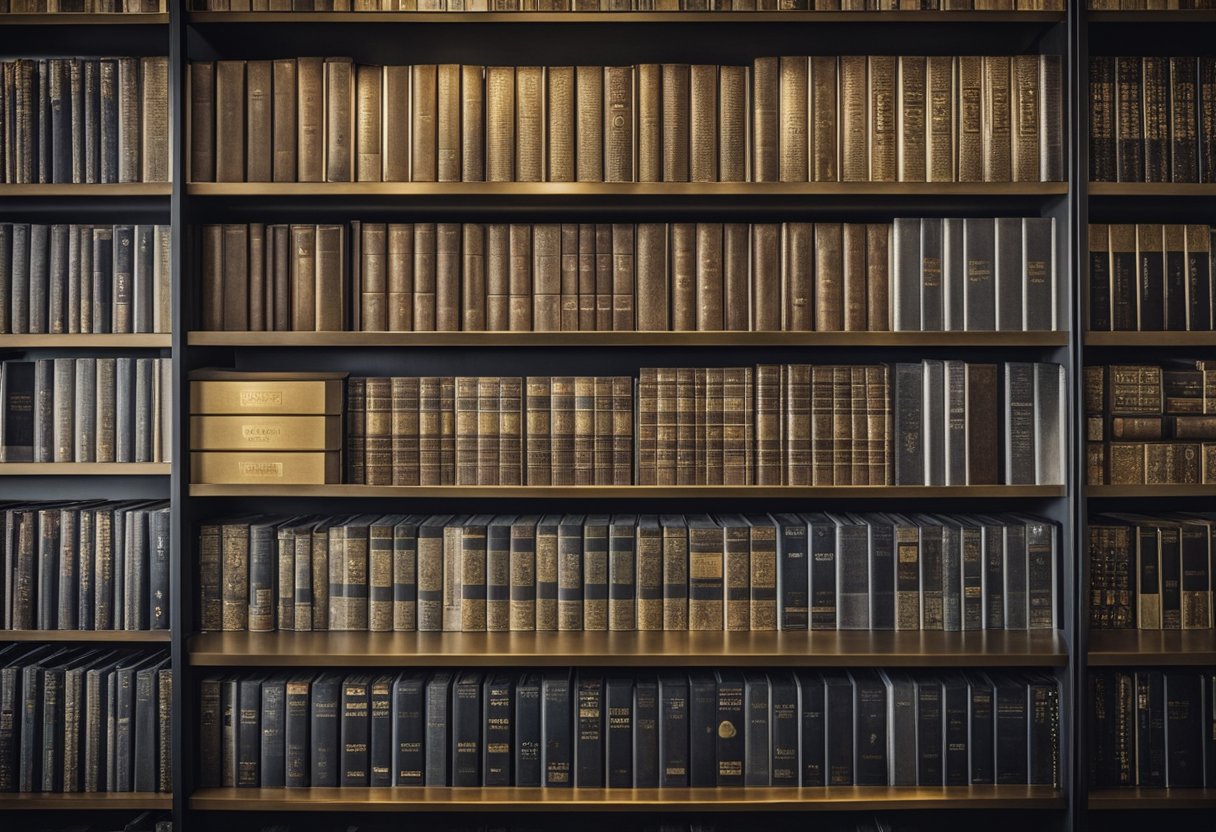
xmin=391 ymin=675 xmax=424 ymax=786
xmin=887 ymin=672 xmax=917 ymax=787
xmin=809 ymin=519 xmax=836 ymax=630
xmin=825 ymin=676 xmax=854 ymax=786
xmin=29 ymin=221 xmax=48 ymax=334
xmin=36 ymin=509 xmax=60 ymax=630
xmin=633 ymin=675 xmax=659 ymax=788
xmin=1027 ymin=677 xmax=1059 ymax=787
xmin=341 ymin=676 xmax=371 ymax=787
xmin=33 ymin=359 xmax=53 ymax=464
xmin=259 ymin=677 xmax=286 ymax=789
xmin=237 ymin=676 xmax=262 ymax=787
xmin=916 ymin=678 xmax=944 ymax=786
xmin=657 ymin=675 xmax=688 ymax=787
xmin=868 ymin=520 xmax=895 ymax=630
xmin=714 ymin=672 xmax=745 ymax=786
xmin=514 ymin=674 xmax=542 ymax=787
xmin=1138 ymin=228 xmax=1165 ymax=331
xmin=2 ymin=362 xmax=35 ymax=462
xmin=1134 ymin=671 xmax=1165 ymax=788
xmin=1205 ymin=672 xmax=1216 ymax=788
xmin=893 ymin=363 xmax=924 ymax=485
xmin=853 ymin=671 xmax=888 ymax=786
xmin=91 ymin=228 xmax=113 ymax=334
xmin=983 ymin=523 xmax=1005 ymax=629
xmin=575 ymin=675 xmax=604 ymax=787
xmin=309 ymin=676 xmax=341 ymax=787
xmin=769 ymin=673 xmax=798 ymax=786
xmin=743 ymin=674 xmax=771 ymax=786
xmin=284 ymin=677 xmax=310 ymax=788
xmin=1089 ymin=225 xmax=1111 ymax=331
xmin=605 ymin=676 xmax=633 ymax=788
xmin=943 ymin=676 xmax=969 ymax=785
xmin=40 ymin=668 xmax=64 ymax=792
xmin=688 ymin=673 xmax=717 ymax=787
xmin=542 ymin=672 xmax=572 ymax=787
xmin=968 ymin=675 xmax=995 ymax=784
xmin=18 ymin=667 xmax=43 ymax=791
xmin=1165 ymin=227 xmax=1188 ymax=331
xmin=1164 ymin=671 xmax=1203 ymax=787
xmin=424 ymin=673 xmax=452 ymax=786
xmin=776 ymin=516 xmax=808 ymax=630
xmin=369 ymin=676 xmax=393 ymax=786
xmin=961 ymin=526 xmax=984 ymax=630
xmin=482 ymin=675 xmax=514 ymax=787
xmin=797 ymin=673 xmax=825 ymax=786
xmin=1187 ymin=227 xmax=1211 ymax=331
xmin=149 ymin=509 xmax=171 ymax=630
xmin=450 ymin=673 xmax=482 ymax=787
xmin=10 ymin=225 xmax=30 ymax=335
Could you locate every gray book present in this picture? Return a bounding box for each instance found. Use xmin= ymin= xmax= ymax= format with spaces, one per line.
xmin=882 ymin=670 xmax=917 ymax=786
xmin=995 ymin=217 xmax=1023 ymax=332
xmin=29 ymin=224 xmax=49 ymax=334
xmin=124 ymin=507 xmax=149 ymax=630
xmin=48 ymin=225 xmax=69 ymax=334
xmin=1003 ymin=363 xmax=1036 ymax=485
xmin=1003 ymin=519 xmax=1028 ymax=630
xmin=944 ymin=360 xmax=967 ymax=486
xmin=91 ymin=227 xmax=113 ymax=333
xmin=963 ymin=218 xmax=996 ymax=331
xmin=922 ymin=359 xmax=945 ymax=487
xmin=33 ymin=360 xmax=54 ymax=462
xmin=1034 ymin=363 xmax=1065 ymax=486
xmin=892 ymin=218 xmax=921 ymax=331
xmin=743 ymin=672 xmax=771 ymax=786
xmin=95 ymin=358 xmax=116 ymax=463
xmin=943 ymin=218 xmax=966 ymax=331
xmin=84 ymin=60 xmax=100 ymax=184
xmin=0 ymin=224 xmax=10 ymax=335
xmin=52 ymin=358 xmax=76 ymax=462
xmin=115 ymin=357 xmax=134 ymax=463
xmin=833 ymin=513 xmax=870 ymax=630
xmin=116 ymin=59 xmax=140 ymax=185
xmin=10 ymin=224 xmax=29 ymax=334
xmin=73 ymin=358 xmax=96 ymax=462
xmin=941 ymin=521 xmax=963 ymax=632
xmin=67 ymin=223 xmax=82 ymax=334
xmin=133 ymin=225 xmax=155 ymax=333
xmin=134 ymin=358 xmax=153 ymax=463
xmin=1022 ymin=218 xmax=1055 ymax=331
xmin=920 ymin=218 xmax=943 ymax=331
xmin=112 ymin=225 xmax=133 ymax=334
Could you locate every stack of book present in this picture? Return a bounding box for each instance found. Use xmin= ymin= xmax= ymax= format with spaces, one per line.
xmin=199 ymin=217 xmax=1059 ymax=334
xmin=0 ymin=58 xmax=170 ymax=184
xmin=1089 ymin=56 xmax=1216 ymax=184
xmin=0 ymin=358 xmax=172 ymax=463
xmin=190 ymin=1 xmax=1067 ymax=10
xmin=190 ymin=370 xmax=347 ymax=484
xmin=1089 ymin=669 xmax=1216 ymax=788
xmin=0 ymin=645 xmax=172 ymax=794
xmin=1084 ymin=362 xmax=1216 ymax=485
xmin=1087 ymin=224 xmax=1214 ymax=332
xmin=2 ymin=501 xmax=172 ymax=631
xmin=198 ymin=668 xmax=1060 ymax=789
xmin=1088 ymin=513 xmax=1215 ymax=631
xmin=201 ymin=512 xmax=1059 ymax=634
xmin=1 ymin=224 xmax=172 ymax=335
xmin=188 ymin=55 xmax=1063 ymax=184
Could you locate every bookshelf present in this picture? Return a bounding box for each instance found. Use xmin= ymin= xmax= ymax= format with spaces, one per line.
xmin=0 ymin=629 xmax=172 ymax=644
xmin=188 ymin=483 xmax=1065 ymax=498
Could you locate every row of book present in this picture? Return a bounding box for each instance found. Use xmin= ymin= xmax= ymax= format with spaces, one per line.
xmin=189 ymin=55 xmax=1064 ymax=184
xmin=1088 ymin=224 xmax=1215 ymax=332
xmin=0 ymin=1 xmax=165 ymax=10
xmin=0 ymin=646 xmax=171 ymax=793
xmin=346 ymin=375 xmax=633 ymax=486
xmin=200 ymin=512 xmax=1059 ymax=634
xmin=198 ymin=669 xmax=1060 ymax=789
xmin=1088 ymin=513 xmax=1216 ymax=631
xmin=1088 ymin=669 xmax=1216 ymax=788
xmin=1 ymin=224 xmax=172 ymax=336
xmin=0 ymin=58 xmax=169 ymax=185
xmin=1089 ymin=56 xmax=1216 ymax=184
xmin=191 ymin=1 xmax=1067 ymax=10
xmin=2 ymin=501 xmax=171 ymax=633
xmin=0 ymin=358 xmax=173 ymax=464
xmin=1084 ymin=362 xmax=1216 ymax=485
xmin=200 ymin=218 xmax=1059 ymax=334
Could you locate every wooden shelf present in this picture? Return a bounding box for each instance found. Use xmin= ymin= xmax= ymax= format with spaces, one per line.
xmin=0 ymin=333 xmax=171 ymax=349
xmin=1088 ymin=789 xmax=1216 ymax=810
xmin=189 ymin=10 xmax=1063 ymax=23
xmin=1084 ymin=331 xmax=1216 ymax=346
xmin=0 ymin=793 xmax=172 ymax=811
xmin=1088 ymin=182 xmax=1216 ymax=196
xmin=1087 ymin=485 xmax=1216 ymax=498
xmin=0 ymin=463 xmax=170 ymax=476
xmin=0 ymin=183 xmax=171 ymax=197
xmin=188 ymin=330 xmax=1068 ymax=348
xmin=0 ymin=12 xmax=169 ymax=24
xmin=1088 ymin=630 xmax=1216 ymax=666
xmin=1089 ymin=11 xmax=1216 ymax=23
xmin=1 ymin=629 xmax=170 ymax=643
xmin=189 ymin=484 xmax=1064 ymax=498
xmin=189 ymin=785 xmax=1065 ymax=812
xmin=188 ymin=630 xmax=1067 ymax=668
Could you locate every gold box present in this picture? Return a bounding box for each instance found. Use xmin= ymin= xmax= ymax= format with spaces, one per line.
xmin=190 ymin=370 xmax=347 ymax=415
xmin=190 ymin=415 xmax=343 ymax=451
xmin=191 ymin=451 xmax=342 ymax=485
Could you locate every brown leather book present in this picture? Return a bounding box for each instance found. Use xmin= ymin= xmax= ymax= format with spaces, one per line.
xmin=462 ymin=64 xmax=485 ymax=182
xmin=831 ymin=365 xmax=852 ymax=484
xmin=840 ymin=56 xmax=867 ymax=181
xmin=753 ymin=223 xmax=781 ymax=331
xmin=547 ymin=66 xmax=575 ymax=182
xmin=611 ymin=224 xmax=635 ymax=331
xmin=675 ymin=368 xmax=696 ymax=486
xmin=418 ymin=377 xmax=442 ymax=486
xmin=782 ymin=222 xmax=813 ymax=331
xmin=868 ymin=56 xmax=897 ymax=182
xmin=365 ymin=377 xmax=392 ymax=485
xmin=410 ymin=64 xmax=438 ymax=182
xmin=1011 ymin=55 xmax=1040 ymax=183
xmin=1040 ymin=54 xmax=1064 ymax=182
xmin=189 ymin=61 xmax=216 ymax=182
xmin=866 ymin=364 xmax=890 ymax=484
xmin=965 ymin=362 xmax=998 ymax=484
xmin=576 ymin=66 xmax=604 ymax=182
xmin=533 ymin=224 xmax=561 ymax=331
xmin=689 ymin=64 xmax=718 ymax=183
xmin=271 ymin=225 xmax=291 ymax=332
xmin=752 ymin=57 xmax=778 ymax=182
xmin=297 ymin=57 xmax=324 ymax=183
xmin=316 ymin=224 xmax=346 ymax=331
xmin=843 ymin=224 xmax=867 ymax=331
xmin=705 ymin=368 xmax=724 ymax=484
xmin=573 ymin=376 xmax=596 ymax=485
xmin=779 ymin=57 xmax=809 ymax=182
xmin=499 ymin=377 xmax=523 ymax=485
xmin=387 ymin=224 xmax=414 ymax=332
xmin=436 ymin=64 xmax=461 ymax=182
xmin=604 ymin=66 xmax=634 ymax=183
xmin=594 ymin=376 xmax=614 ymax=484
xmin=850 ymin=366 xmax=869 ymax=485
xmin=436 ymin=223 xmax=461 ymax=331
xmin=696 ymin=224 xmax=724 ymax=331
xmin=957 ymin=56 xmax=983 ymax=182
xmin=290 ymin=224 xmax=316 ymax=331
xmin=141 ymin=57 xmax=171 ymax=183
xmin=560 ymin=224 xmax=579 ymax=331
xmin=551 ymin=376 xmax=576 ymax=485
xmin=613 ymin=376 xmax=633 ymax=485
xmin=413 ymin=223 xmax=437 ymax=331
xmin=201 ymin=225 xmax=223 ymax=330
xmin=360 ymin=222 xmax=387 ymax=331
xmin=897 ymin=56 xmax=926 ymax=183
xmin=661 ymin=64 xmax=691 ymax=182
xmin=355 ymin=64 xmax=383 ymax=182
xmin=508 ymin=224 xmax=532 ymax=331
xmin=214 ymin=60 xmax=246 ymax=182
xmin=636 ymin=223 xmax=668 ymax=332
xmin=324 ymin=58 xmax=354 ymax=182
xmin=486 ymin=224 xmax=510 ymax=331
xmin=526 ymin=377 xmax=552 ymax=486
xmin=724 ymin=224 xmax=750 ymax=332
xmin=595 ymin=224 xmax=613 ymax=331
xmin=810 ymin=55 xmax=838 ymax=182
xmin=809 ymin=365 xmax=833 ymax=484
xmin=347 ymin=377 xmax=367 ymax=483
xmin=754 ymin=364 xmax=780 ymax=485
xmin=391 ymin=376 xmax=420 ymax=484
xmin=926 ymin=55 xmax=955 ymax=183
xmin=272 ymin=59 xmax=297 ymax=182
xmin=815 ymin=223 xmax=844 ymax=331
xmin=455 ymin=377 xmax=479 ymax=485
xmin=383 ymin=65 xmax=410 ymax=182
xmin=637 ymin=64 xmax=662 ymax=183
xmin=982 ymin=56 xmax=1012 ymax=182
xmin=578 ymin=224 xmax=596 ymax=330
xmin=517 ymin=66 xmax=544 ymax=182
xmin=462 ymin=223 xmax=486 ymax=331
xmin=221 ymin=225 xmax=249 ymax=331
xmin=786 ymin=364 xmax=811 ymax=485
xmin=671 ymin=223 xmax=696 ymax=331
xmin=719 ymin=65 xmax=748 ymax=182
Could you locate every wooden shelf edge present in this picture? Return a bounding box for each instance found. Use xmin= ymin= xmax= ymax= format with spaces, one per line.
xmin=0 ymin=12 xmax=169 ymax=24
xmin=0 ymin=463 xmax=171 ymax=476
xmin=1087 ymin=485 xmax=1216 ymax=498
xmin=185 ymin=182 xmax=1069 ymax=197
xmin=188 ymin=631 xmax=1068 ymax=668
xmin=1089 ymin=11 xmax=1216 ymax=23
xmin=1088 ymin=182 xmax=1216 ymax=196
xmin=0 ymin=183 xmax=172 ymax=197
xmin=1087 ymin=631 xmax=1216 ymax=666
xmin=0 ymin=334 xmax=171 ymax=348
xmin=188 ymin=10 xmax=1063 ymax=23
xmin=189 ymin=785 xmax=1065 ymax=812
xmin=1088 ymin=789 xmax=1216 ymax=810
xmin=188 ymin=484 xmax=1066 ymax=498
xmin=188 ymin=331 xmax=1069 ymax=348
xmin=1 ymin=629 xmax=171 ymax=643
xmin=1084 ymin=331 xmax=1216 ymax=346
xmin=0 ymin=794 xmax=172 ymax=810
